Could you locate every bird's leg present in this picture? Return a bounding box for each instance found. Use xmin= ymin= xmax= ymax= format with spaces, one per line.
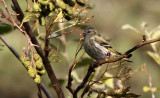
xmin=90 ymin=61 xmax=99 ymax=70
xmin=106 ymin=51 xmax=111 ymax=60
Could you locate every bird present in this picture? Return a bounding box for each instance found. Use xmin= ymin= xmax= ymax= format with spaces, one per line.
xmin=83 ymin=27 xmax=130 ymax=61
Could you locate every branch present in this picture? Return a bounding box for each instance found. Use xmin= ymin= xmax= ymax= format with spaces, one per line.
xmin=1 ymin=0 xmax=24 ymax=33
xmin=41 ymin=83 xmax=53 ymax=98
xmin=0 ymin=35 xmax=52 ymax=98
xmin=124 ymin=38 xmax=160 ymax=54
xmin=44 ymin=22 xmax=53 ymax=57
xmin=73 ymin=63 xmax=95 ymax=98
xmin=10 ymin=0 xmax=64 ymax=97
xmin=142 ymin=63 xmax=155 ymax=98
xmin=98 ymin=37 xmax=160 ymax=65
xmin=72 ymin=37 xmax=160 ymax=97
xmin=37 ymin=84 xmax=43 ymax=98
xmin=66 ymin=42 xmax=84 ymax=94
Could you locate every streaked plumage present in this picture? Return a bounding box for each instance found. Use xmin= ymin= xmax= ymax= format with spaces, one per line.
xmin=83 ymin=27 xmax=121 ymax=60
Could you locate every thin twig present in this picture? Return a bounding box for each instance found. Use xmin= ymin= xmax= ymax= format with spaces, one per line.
xmin=37 ymin=84 xmax=43 ymax=98
xmin=142 ymin=63 xmax=155 ymax=98
xmin=41 ymin=83 xmax=53 ymax=98
xmin=1 ymin=0 xmax=25 ymax=33
xmin=44 ymin=19 xmax=55 ymax=57
xmin=124 ymin=38 xmax=160 ymax=55
xmin=73 ymin=63 xmax=95 ymax=98
xmin=0 ymin=35 xmax=21 ymax=59
xmin=0 ymin=9 xmax=12 ymax=23
xmin=58 ymin=23 xmax=70 ymax=66
xmin=66 ymin=40 xmax=84 ymax=94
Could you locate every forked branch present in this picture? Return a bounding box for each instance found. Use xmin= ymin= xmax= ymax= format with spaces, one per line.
xmin=0 ymin=35 xmax=53 ymax=98
xmin=69 ymin=36 xmax=160 ymax=98
xmin=0 ymin=0 xmax=65 ymax=97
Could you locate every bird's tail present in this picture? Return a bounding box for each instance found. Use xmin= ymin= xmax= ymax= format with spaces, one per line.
xmin=123 ymin=58 xmax=133 ymax=63
xmin=122 ymin=54 xmax=133 ymax=63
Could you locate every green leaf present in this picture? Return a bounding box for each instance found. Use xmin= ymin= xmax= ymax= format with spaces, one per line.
xmin=54 ymin=10 xmax=63 ymax=23
xmin=122 ymin=24 xmax=142 ymax=35
xmin=143 ymin=86 xmax=150 ymax=92
xmin=147 ymin=51 xmax=160 ymax=65
xmin=103 ymin=73 xmax=114 ymax=88
xmin=0 ymin=23 xmax=13 ymax=34
xmin=21 ymin=11 xmax=38 ymax=27
xmin=152 ymin=30 xmax=160 ymax=39
xmin=75 ymin=57 xmax=94 ymax=68
xmin=143 ymin=86 xmax=160 ymax=93
xmin=92 ymin=82 xmax=105 ymax=89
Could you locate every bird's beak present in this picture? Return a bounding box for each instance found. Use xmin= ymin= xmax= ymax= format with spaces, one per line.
xmin=82 ymin=32 xmax=86 ymax=37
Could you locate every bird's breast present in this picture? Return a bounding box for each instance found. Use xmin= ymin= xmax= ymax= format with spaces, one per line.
xmin=84 ymin=39 xmax=110 ymax=60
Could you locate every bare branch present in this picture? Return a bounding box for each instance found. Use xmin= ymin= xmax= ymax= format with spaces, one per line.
xmin=37 ymin=84 xmax=43 ymax=98
xmin=66 ymin=41 xmax=84 ymax=94
xmin=124 ymin=38 xmax=160 ymax=55
xmin=72 ymin=37 xmax=160 ymax=97
xmin=142 ymin=63 xmax=155 ymax=98
xmin=41 ymin=83 xmax=53 ymax=98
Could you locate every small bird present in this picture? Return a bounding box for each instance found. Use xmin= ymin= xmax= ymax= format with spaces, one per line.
xmin=83 ymin=27 xmax=126 ymax=61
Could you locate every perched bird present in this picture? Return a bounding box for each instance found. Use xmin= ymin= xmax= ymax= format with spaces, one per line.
xmin=83 ymin=27 xmax=128 ymax=61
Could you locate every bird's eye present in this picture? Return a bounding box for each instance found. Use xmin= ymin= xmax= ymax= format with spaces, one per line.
xmin=87 ymin=31 xmax=91 ymax=33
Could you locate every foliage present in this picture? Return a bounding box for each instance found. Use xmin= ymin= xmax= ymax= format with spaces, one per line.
xmin=0 ymin=0 xmax=160 ymax=98
xmin=0 ymin=23 xmax=13 ymax=34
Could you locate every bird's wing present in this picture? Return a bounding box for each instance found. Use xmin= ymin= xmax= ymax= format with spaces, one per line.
xmin=94 ymin=36 xmax=121 ymax=55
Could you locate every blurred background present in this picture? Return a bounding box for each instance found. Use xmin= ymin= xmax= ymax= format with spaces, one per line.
xmin=0 ymin=0 xmax=160 ymax=98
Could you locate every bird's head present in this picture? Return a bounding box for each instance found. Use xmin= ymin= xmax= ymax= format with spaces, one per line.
xmin=83 ymin=27 xmax=100 ymax=39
